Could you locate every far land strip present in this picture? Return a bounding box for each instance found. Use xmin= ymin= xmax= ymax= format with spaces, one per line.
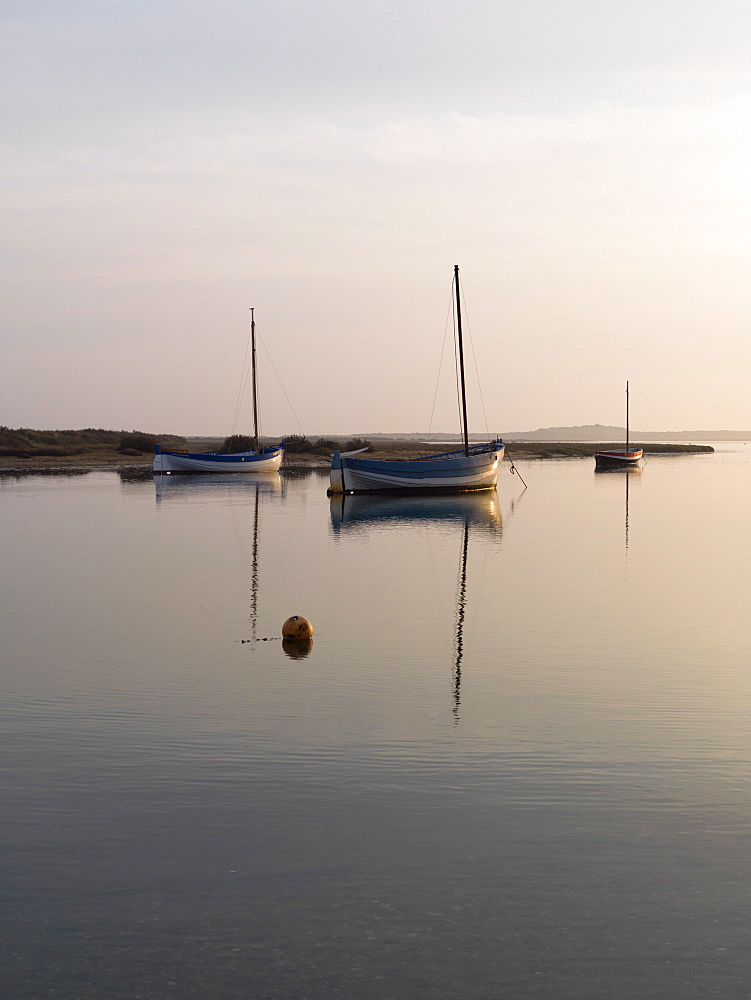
xmin=0 ymin=427 xmax=715 ymax=475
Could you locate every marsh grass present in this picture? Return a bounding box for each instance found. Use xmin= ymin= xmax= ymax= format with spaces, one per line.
xmin=282 ymin=434 xmax=353 ymax=456
xmin=218 ymin=434 xmax=256 ymax=453
xmin=0 ymin=427 xmax=184 ymax=458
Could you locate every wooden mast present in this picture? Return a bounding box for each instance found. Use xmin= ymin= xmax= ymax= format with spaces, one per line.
xmin=250 ymin=308 xmax=260 ymax=452
xmin=454 ymin=265 xmax=470 ymax=457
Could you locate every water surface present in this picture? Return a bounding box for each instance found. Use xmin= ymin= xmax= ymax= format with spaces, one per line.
xmin=2 ymin=451 xmax=751 ymax=998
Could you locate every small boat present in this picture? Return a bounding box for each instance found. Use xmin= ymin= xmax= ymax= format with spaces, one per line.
xmin=329 ymin=266 xmax=504 ymax=494
xmin=154 ymin=310 xmax=284 ymax=475
xmin=594 ymin=381 xmax=643 ymax=470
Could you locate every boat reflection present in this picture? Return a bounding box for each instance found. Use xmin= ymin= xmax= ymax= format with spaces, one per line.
xmin=329 ymin=489 xmax=503 ymax=536
xmin=154 ymin=471 xmax=283 ymax=504
xmin=594 ymin=464 xmax=643 ymax=478
xmin=330 ymin=489 xmax=506 ymax=721
xmin=153 ymin=471 xmax=292 ymax=654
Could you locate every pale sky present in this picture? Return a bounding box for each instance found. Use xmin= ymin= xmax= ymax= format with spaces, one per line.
xmin=2 ymin=0 xmax=751 ymax=436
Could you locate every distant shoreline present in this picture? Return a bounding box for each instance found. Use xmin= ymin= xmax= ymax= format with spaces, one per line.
xmin=0 ymin=439 xmax=714 ymax=475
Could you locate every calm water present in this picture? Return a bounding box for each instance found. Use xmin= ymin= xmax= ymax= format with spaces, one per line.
xmin=2 ymin=449 xmax=751 ymax=999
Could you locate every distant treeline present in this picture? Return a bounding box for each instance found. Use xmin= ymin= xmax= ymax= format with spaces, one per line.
xmin=0 ymin=427 xmax=185 ymax=458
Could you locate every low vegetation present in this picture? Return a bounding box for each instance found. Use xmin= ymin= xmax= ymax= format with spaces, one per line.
xmin=218 ymin=434 xmax=256 ymax=453
xmin=118 ymin=432 xmax=158 ymax=454
xmin=343 ymin=437 xmax=374 ymax=453
xmin=0 ymin=426 xmax=184 ymax=459
xmin=281 ymin=435 xmax=374 ymax=455
xmin=281 ymin=434 xmax=374 ymax=456
xmin=0 ymin=427 xmax=712 ymax=468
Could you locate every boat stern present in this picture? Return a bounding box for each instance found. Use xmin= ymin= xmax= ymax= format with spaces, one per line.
xmin=329 ymin=451 xmax=344 ymax=494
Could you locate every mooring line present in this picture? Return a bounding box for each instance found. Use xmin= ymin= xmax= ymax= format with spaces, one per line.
xmin=506 ymin=453 xmax=528 ymax=488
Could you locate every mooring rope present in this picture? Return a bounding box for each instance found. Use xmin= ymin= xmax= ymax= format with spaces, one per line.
xmin=506 ymin=453 xmax=528 ymax=488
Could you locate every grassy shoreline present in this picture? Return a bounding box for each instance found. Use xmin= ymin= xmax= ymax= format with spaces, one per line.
xmin=0 ymin=438 xmax=714 ymax=474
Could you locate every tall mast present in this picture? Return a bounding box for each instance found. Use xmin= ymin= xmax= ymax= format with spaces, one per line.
xmin=250 ymin=308 xmax=260 ymax=451
xmin=625 ymin=380 xmax=629 ymax=451
xmin=454 ymin=265 xmax=470 ymax=457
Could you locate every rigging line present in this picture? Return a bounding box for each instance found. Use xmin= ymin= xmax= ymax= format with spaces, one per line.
xmin=252 ymin=320 xmax=263 ymax=444
xmin=231 ymin=320 xmax=253 ymax=436
xmin=458 ymin=280 xmax=490 ymax=438
xmin=233 ymin=354 xmax=254 ymax=437
xmin=234 ymin=355 xmax=253 ymax=436
xmin=257 ymin=335 xmax=306 ymax=438
xmin=452 ymin=288 xmax=463 ymax=442
xmin=427 ymin=288 xmax=456 ymax=443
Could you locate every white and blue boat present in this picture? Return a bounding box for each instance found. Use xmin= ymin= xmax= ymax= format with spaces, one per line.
xmin=153 ymin=443 xmax=283 ymax=474
xmin=329 ymin=442 xmax=503 ymax=494
xmin=153 ymin=309 xmax=284 ymax=475
xmin=329 ymin=266 xmax=504 ymax=494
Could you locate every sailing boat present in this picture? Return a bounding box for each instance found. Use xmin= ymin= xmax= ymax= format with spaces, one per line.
xmin=329 ymin=266 xmax=504 ymax=494
xmin=153 ymin=310 xmax=284 ymax=474
xmin=594 ymin=381 xmax=643 ymax=470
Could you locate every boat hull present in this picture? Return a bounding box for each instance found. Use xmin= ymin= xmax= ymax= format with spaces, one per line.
xmin=329 ymin=443 xmax=504 ymax=494
xmin=594 ymin=449 xmax=643 ymax=469
xmin=153 ymin=446 xmax=283 ymax=474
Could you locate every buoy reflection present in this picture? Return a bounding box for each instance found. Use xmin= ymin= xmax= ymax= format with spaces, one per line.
xmin=282 ymin=637 xmax=314 ymax=660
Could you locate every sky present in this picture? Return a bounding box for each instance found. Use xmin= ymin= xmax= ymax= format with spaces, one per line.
xmin=2 ymin=0 xmax=751 ymax=436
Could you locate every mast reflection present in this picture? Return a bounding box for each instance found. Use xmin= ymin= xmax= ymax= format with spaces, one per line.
xmin=250 ymin=487 xmax=260 ymax=641
xmin=594 ymin=464 xmax=641 ymax=556
xmin=152 ymin=472 xmax=296 ymax=653
xmin=330 ymin=490 xmax=505 ymax=721
xmin=453 ymin=518 xmax=469 ymax=721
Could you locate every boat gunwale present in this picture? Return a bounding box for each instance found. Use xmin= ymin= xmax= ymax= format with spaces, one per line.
xmin=379 ymin=441 xmax=504 ymax=463
xmin=156 ymin=446 xmax=284 ymax=463
xmin=338 ymin=445 xmax=504 ymax=477
xmin=328 ymin=483 xmax=499 ymax=496
xmin=594 ymin=449 xmax=643 ymax=459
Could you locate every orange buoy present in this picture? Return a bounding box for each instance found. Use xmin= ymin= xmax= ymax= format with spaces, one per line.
xmin=282 ymin=615 xmax=314 ymax=639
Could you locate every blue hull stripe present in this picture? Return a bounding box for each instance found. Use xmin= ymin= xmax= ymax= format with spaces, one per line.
xmin=160 ymin=449 xmax=281 ymax=464
xmin=343 ymin=454 xmax=495 ymax=480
